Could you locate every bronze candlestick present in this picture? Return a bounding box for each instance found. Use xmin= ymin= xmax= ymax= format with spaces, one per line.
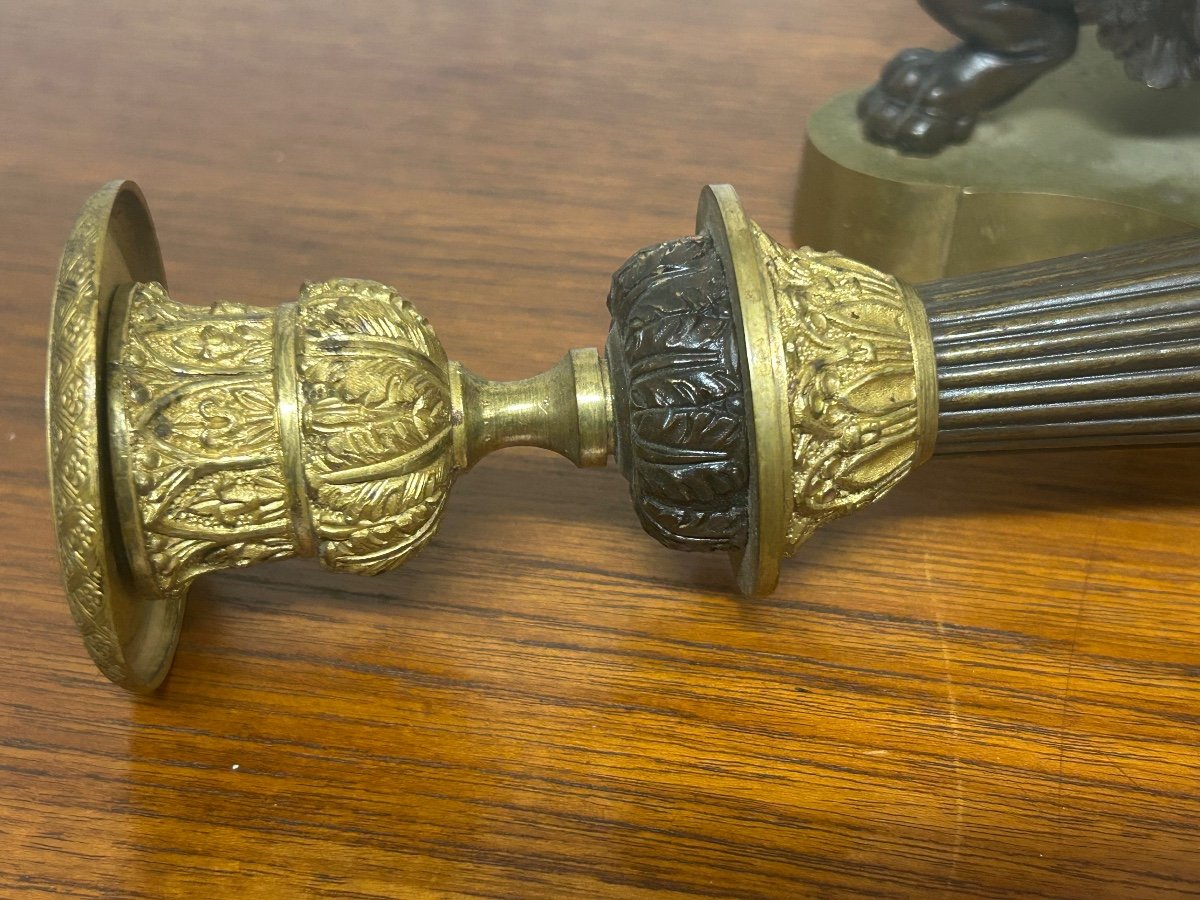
xmin=49 ymin=181 xmax=1200 ymax=690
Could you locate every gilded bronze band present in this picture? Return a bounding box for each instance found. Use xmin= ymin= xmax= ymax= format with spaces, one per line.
xmin=273 ymin=301 xmax=317 ymax=558
xmin=899 ymin=280 xmax=938 ymax=465
xmin=568 ymin=347 xmax=611 ymax=468
xmin=106 ymin=283 xmax=156 ymax=595
xmin=597 ymin=355 xmax=616 ymax=458
xmin=697 ymin=183 xmax=791 ymax=598
xmin=447 ymin=360 xmax=469 ymax=471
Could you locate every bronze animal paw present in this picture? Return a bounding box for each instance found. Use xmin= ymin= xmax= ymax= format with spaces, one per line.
xmin=856 ymin=47 xmax=980 ymax=155
xmin=858 ymin=0 xmax=1200 ymax=155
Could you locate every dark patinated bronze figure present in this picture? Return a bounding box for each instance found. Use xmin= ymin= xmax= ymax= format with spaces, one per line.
xmin=859 ymin=0 xmax=1200 ymax=154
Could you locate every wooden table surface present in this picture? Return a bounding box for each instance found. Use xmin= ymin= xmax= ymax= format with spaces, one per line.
xmin=4 ymin=1 xmax=1199 ymax=896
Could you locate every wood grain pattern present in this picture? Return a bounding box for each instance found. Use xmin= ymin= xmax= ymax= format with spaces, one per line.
xmin=2 ymin=1 xmax=1198 ymax=896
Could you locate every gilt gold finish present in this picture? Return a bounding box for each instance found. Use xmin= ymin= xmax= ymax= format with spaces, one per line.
xmin=50 ymin=182 xmax=618 ymax=689
xmin=105 ymin=271 xmax=616 ymax=596
xmin=107 ymin=276 xmax=459 ymax=591
xmin=59 ymin=178 xmax=1199 ymax=692
xmin=48 ymin=182 xmax=174 ymax=691
xmin=695 ymin=185 xmax=936 ymax=595
xmin=754 ymin=227 xmax=936 ymax=554
xmin=451 ymin=349 xmax=613 ymax=471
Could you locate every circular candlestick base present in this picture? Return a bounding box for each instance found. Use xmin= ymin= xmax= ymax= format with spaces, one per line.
xmin=47 ymin=180 xmax=181 ymax=692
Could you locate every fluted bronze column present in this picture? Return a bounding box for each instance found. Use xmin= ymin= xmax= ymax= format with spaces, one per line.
xmin=923 ymin=235 xmax=1200 ymax=452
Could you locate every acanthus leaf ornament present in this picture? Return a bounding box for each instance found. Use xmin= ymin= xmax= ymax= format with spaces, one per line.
xmin=752 ymin=225 xmax=936 ymax=553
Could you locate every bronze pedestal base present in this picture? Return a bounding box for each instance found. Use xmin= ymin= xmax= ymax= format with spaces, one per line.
xmin=795 ymin=32 xmax=1200 ymax=282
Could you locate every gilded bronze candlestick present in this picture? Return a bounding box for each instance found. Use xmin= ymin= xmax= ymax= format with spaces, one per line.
xmin=49 ymin=180 xmax=1200 ymax=690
